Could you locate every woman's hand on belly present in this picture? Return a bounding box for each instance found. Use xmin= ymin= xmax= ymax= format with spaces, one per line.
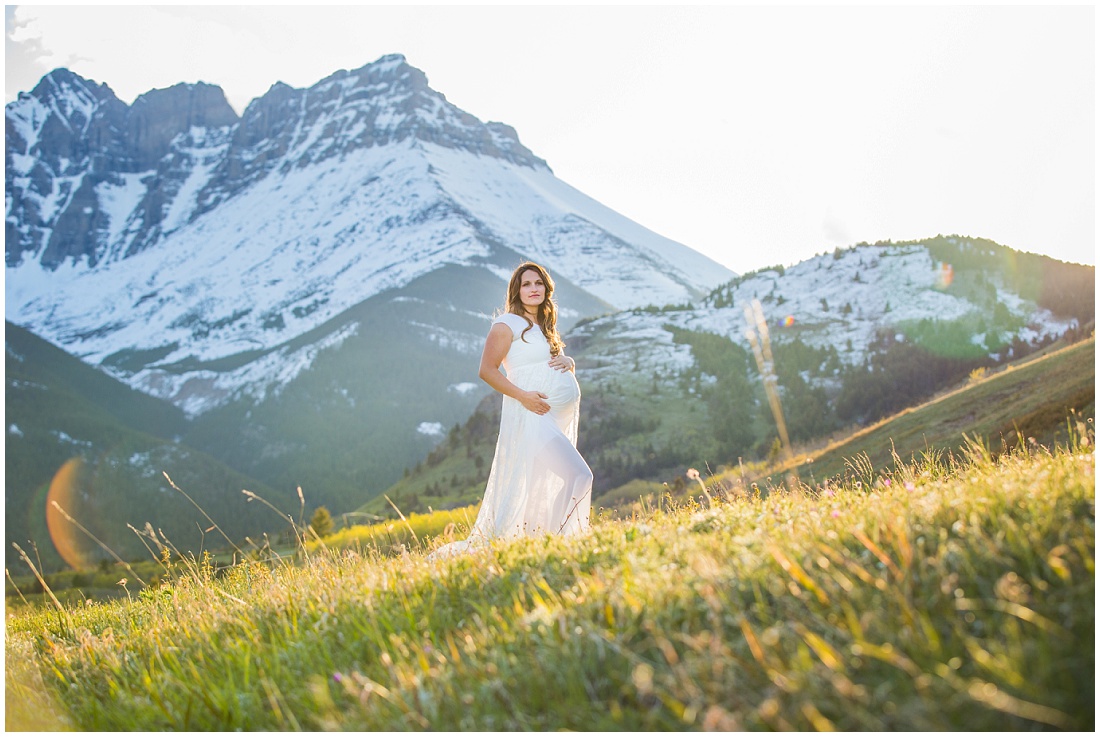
xmin=548 ymin=355 xmax=575 ymax=373
xmin=519 ymin=389 xmax=551 ymax=415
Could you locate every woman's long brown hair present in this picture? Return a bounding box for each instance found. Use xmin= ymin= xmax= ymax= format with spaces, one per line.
xmin=505 ymin=261 xmax=565 ymax=356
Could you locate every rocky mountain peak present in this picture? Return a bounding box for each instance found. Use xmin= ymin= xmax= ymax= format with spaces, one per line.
xmin=353 ymin=53 xmax=423 ymax=88
xmin=199 ymin=54 xmax=546 ymax=213
xmin=6 ymin=69 xmax=117 ymax=161
xmin=29 ymin=68 xmax=117 ymax=121
xmin=127 ymin=82 xmax=238 ymax=170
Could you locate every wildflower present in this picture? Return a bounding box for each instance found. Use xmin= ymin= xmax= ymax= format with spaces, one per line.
xmin=117 ymin=578 xmax=128 ymax=587
xmin=332 ymin=672 xmax=344 ymax=684
xmin=905 ymin=482 xmax=916 ymax=492
xmin=686 ymin=468 xmax=700 ymax=480
xmin=831 ymin=510 xmax=840 ymax=518
xmin=883 ymin=478 xmax=892 ymax=487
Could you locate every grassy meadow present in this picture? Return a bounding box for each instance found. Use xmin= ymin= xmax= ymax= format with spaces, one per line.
xmin=6 ymin=421 xmax=1094 ymax=730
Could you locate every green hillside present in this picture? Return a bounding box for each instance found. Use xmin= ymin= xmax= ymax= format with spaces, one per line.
xmin=365 ymin=335 xmax=1094 ymax=520
xmin=5 ymin=322 xmax=188 ymax=437
xmin=5 ymin=323 xmax=289 ymax=573
xmin=767 ymin=336 xmax=1095 ymax=487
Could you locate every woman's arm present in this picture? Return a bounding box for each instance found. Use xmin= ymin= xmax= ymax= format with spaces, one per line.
xmin=479 ymin=323 xmax=551 ymax=415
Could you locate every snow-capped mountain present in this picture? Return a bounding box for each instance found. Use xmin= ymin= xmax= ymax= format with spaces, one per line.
xmin=6 ymin=54 xmax=732 ymax=416
xmin=573 ymin=237 xmax=1085 ymax=389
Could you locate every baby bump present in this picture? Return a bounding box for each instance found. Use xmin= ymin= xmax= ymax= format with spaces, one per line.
xmin=544 ymin=369 xmax=581 ymax=408
xmin=509 ymin=363 xmax=580 ymax=408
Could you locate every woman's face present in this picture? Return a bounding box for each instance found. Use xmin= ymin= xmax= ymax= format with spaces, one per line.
xmin=518 ymin=269 xmax=546 ymax=313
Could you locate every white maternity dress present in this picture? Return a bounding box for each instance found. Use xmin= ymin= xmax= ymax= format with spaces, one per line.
xmin=431 ymin=313 xmax=593 ymax=558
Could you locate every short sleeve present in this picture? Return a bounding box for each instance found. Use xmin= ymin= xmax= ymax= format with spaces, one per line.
xmin=492 ymin=313 xmax=531 ymax=340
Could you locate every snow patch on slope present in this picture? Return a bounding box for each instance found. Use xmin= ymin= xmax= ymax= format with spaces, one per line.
xmin=423 ymin=144 xmax=731 ymax=305
xmin=160 ymin=130 xmax=231 ymax=235
xmin=7 ymin=141 xmax=489 ymax=370
xmin=96 ymin=173 xmax=150 ymax=249
xmin=131 ymin=320 xmax=361 ymax=417
xmin=571 ymin=310 xmax=697 ymax=387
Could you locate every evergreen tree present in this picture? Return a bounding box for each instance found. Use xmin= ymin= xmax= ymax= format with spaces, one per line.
xmin=309 ymin=506 xmax=334 ymax=538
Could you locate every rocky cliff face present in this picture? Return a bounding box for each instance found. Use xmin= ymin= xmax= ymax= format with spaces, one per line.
xmin=6 ymin=55 xmax=557 ymax=272
xmin=7 ymin=69 xmax=112 ymax=267
xmin=6 ymin=70 xmax=240 ymax=267
xmin=200 ymin=56 xmax=546 ymax=214
xmin=127 ymin=82 xmax=239 ymax=169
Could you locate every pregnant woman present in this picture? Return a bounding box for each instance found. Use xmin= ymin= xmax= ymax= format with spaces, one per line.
xmin=431 ymin=261 xmax=593 ymax=558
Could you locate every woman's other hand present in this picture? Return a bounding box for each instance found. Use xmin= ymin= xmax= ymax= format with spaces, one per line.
xmin=548 ymin=355 xmax=575 ymax=373
xmin=520 ymin=390 xmax=551 ymax=415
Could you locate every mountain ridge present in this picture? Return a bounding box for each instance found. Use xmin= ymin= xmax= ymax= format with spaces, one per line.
xmin=7 ymin=54 xmax=732 ymax=419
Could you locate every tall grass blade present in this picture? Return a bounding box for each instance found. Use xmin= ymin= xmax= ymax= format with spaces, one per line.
xmin=49 ymin=501 xmax=147 ymax=586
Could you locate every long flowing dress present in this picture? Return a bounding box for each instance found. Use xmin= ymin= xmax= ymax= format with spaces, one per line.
xmin=430 ymin=312 xmax=593 ymax=558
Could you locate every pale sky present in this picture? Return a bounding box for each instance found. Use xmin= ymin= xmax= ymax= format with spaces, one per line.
xmin=5 ymin=3 xmax=1096 ymax=274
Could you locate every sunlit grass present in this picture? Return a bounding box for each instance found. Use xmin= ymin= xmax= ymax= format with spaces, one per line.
xmin=311 ymin=502 xmax=480 ymax=556
xmin=6 ymin=428 xmax=1094 ymax=731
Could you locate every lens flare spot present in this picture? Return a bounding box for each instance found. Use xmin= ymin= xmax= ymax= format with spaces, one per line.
xmin=937 ymin=262 xmax=954 ymax=289
xmin=45 ymin=457 xmax=96 ymax=569
xmin=782 ymin=315 xmax=796 ymax=328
